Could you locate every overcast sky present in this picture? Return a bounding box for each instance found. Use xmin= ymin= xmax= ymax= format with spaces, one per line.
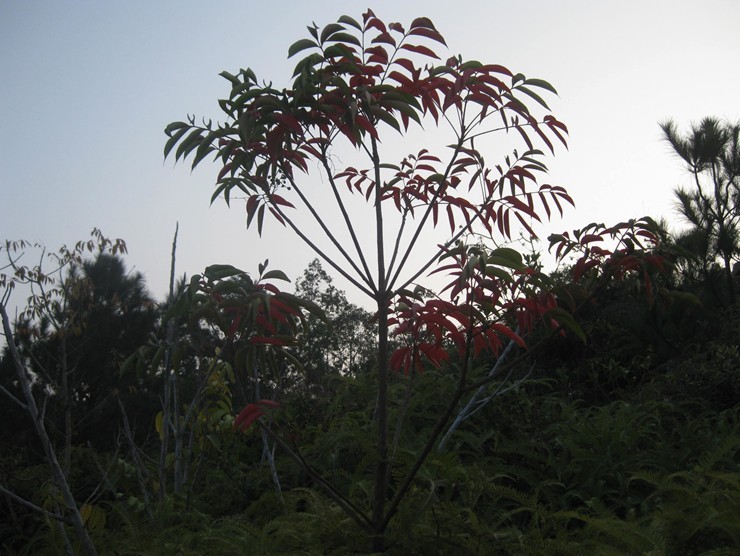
xmin=2 ymin=0 xmax=738 ymax=308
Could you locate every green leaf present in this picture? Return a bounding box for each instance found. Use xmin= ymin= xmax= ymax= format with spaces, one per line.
xmin=546 ymin=307 xmax=586 ymax=343
xmin=324 ymin=31 xmax=362 ymax=47
xmin=515 ymin=85 xmax=550 ymax=110
xmin=120 ymin=352 xmax=139 ymax=375
xmin=488 ymin=247 xmax=524 ymax=269
xmin=191 ymin=131 xmax=217 ymax=169
xmin=523 ymin=78 xmax=558 ymax=95
xmin=163 ymin=125 xmax=190 ymax=159
xmin=288 ymin=38 xmax=318 ymax=58
xmin=219 ymin=71 xmax=240 ymax=86
xmin=281 ymin=350 xmax=305 ymax=373
xmin=205 ymin=264 xmax=247 ymax=280
xmin=281 ymin=291 xmax=326 ymax=320
xmin=484 ymin=266 xmax=513 ymax=282
xmin=323 ymin=43 xmax=354 ymax=60
xmin=382 ymin=89 xmax=422 ymax=109
xmin=459 ymin=60 xmax=483 ymax=70
xmin=368 ymin=106 xmax=401 ymax=132
xmin=164 ymin=289 xmax=192 ymax=321
xmin=380 ymin=99 xmax=422 ymax=124
xmin=174 ymin=128 xmax=203 ymax=162
xmin=292 ymin=52 xmax=324 ymax=77
xmin=319 ymin=23 xmax=344 ymax=43
xmin=262 ymin=269 xmax=290 ymax=282
xmin=338 ymin=15 xmax=362 ymax=30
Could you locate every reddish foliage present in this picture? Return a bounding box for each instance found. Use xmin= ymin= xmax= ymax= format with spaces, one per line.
xmin=233 ymin=399 xmax=281 ymax=432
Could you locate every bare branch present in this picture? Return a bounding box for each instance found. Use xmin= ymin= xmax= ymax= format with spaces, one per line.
xmin=0 ymin=483 xmax=70 ymax=524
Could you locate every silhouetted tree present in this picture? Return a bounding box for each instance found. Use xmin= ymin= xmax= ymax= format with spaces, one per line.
xmin=661 ymin=117 xmax=740 ymax=305
xmin=9 ymin=253 xmax=158 ymax=452
xmin=293 ymin=259 xmax=376 ymax=389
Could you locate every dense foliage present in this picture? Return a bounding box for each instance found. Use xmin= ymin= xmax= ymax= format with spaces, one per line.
xmin=1 ymin=9 xmax=738 ymax=555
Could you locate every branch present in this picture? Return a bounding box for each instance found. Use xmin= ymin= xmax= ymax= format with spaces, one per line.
xmin=0 ymin=483 xmax=70 ymax=524
xmin=437 ymin=329 xmax=522 ymax=451
xmin=381 ymin=333 xmax=474 ymax=530
xmin=257 ymin=420 xmax=373 ymax=530
xmin=385 ymin=209 xmax=410 ymax=284
xmin=0 ymin=383 xmax=27 ymax=411
xmin=269 ymin=194 xmax=375 ymax=298
xmin=391 ymin=216 xmax=476 ymax=294
xmin=116 ymin=395 xmax=153 ymax=518
xmin=386 ymin=142 xmax=465 ymax=290
xmin=320 ymin=155 xmax=377 ymax=292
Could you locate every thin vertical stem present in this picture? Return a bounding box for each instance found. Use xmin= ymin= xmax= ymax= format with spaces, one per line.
xmin=370 ymin=135 xmax=390 ymax=552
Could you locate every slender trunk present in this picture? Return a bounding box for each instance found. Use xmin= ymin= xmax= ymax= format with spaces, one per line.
xmin=370 ymin=137 xmax=389 ymax=552
xmin=173 ymin=372 xmax=183 ymax=493
xmin=158 ymin=374 xmax=170 ymax=501
xmin=58 ymin=335 xmax=72 ymax=476
xmin=381 ymin=337 xmax=473 ymax=533
xmin=254 ymin=363 xmax=282 ymax=495
xmin=160 ymin=224 xmax=179 ymax=499
xmin=1 ymin=304 xmax=98 ymax=556
xmin=117 ymin=396 xmax=153 ymax=518
xmin=438 ymin=331 xmax=520 ymax=451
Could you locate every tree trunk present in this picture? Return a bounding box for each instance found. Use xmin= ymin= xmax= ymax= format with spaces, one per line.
xmin=370 ymin=137 xmax=389 ymax=551
xmin=371 ymin=297 xmax=389 ymax=551
xmin=1 ymin=304 xmax=98 ymax=556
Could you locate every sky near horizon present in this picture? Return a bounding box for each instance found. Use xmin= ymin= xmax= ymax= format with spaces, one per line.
xmin=1 ymin=0 xmax=739 ymax=308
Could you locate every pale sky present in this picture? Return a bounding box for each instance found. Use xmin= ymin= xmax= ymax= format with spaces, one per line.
xmin=2 ymin=0 xmax=739 ymax=308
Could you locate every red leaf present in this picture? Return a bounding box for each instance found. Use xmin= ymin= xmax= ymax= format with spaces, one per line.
xmin=365 ymin=45 xmax=389 ymax=64
xmin=480 ymin=64 xmax=513 ymax=76
xmin=390 ymin=347 xmax=411 ymax=374
xmin=387 ymin=70 xmax=414 ymax=88
xmin=246 ymin=195 xmax=260 ymax=227
xmin=505 ymin=196 xmax=541 ymax=220
xmin=217 ymin=162 xmax=234 ymax=182
xmin=226 ymin=312 xmax=242 ymax=338
xmin=371 ymin=31 xmax=395 ymax=46
xmin=580 ymin=234 xmax=604 ymax=245
xmin=446 ymin=204 xmax=455 ymax=234
xmin=355 ymin=114 xmax=379 ymax=139
xmin=393 ymin=58 xmax=416 ymax=73
xmin=644 ymin=255 xmax=665 ymax=272
xmin=233 ymin=400 xmax=280 ymax=432
xmin=273 ymin=113 xmax=303 ymax=134
xmin=410 ymin=17 xmax=436 ymax=30
xmin=233 ymin=404 xmax=263 ymax=432
xmin=491 ymin=323 xmax=525 ymax=348
xmin=407 ymin=26 xmax=447 ymax=46
xmin=514 ymin=212 xmax=537 ymax=238
xmin=400 ymin=43 xmax=440 ymax=59
xmin=268 ymin=206 xmax=286 ymax=225
xmin=418 ymin=343 xmax=449 ymax=367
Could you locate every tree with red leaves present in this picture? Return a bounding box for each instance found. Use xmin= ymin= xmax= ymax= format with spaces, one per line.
xmin=165 ymin=9 xmax=605 ymax=550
